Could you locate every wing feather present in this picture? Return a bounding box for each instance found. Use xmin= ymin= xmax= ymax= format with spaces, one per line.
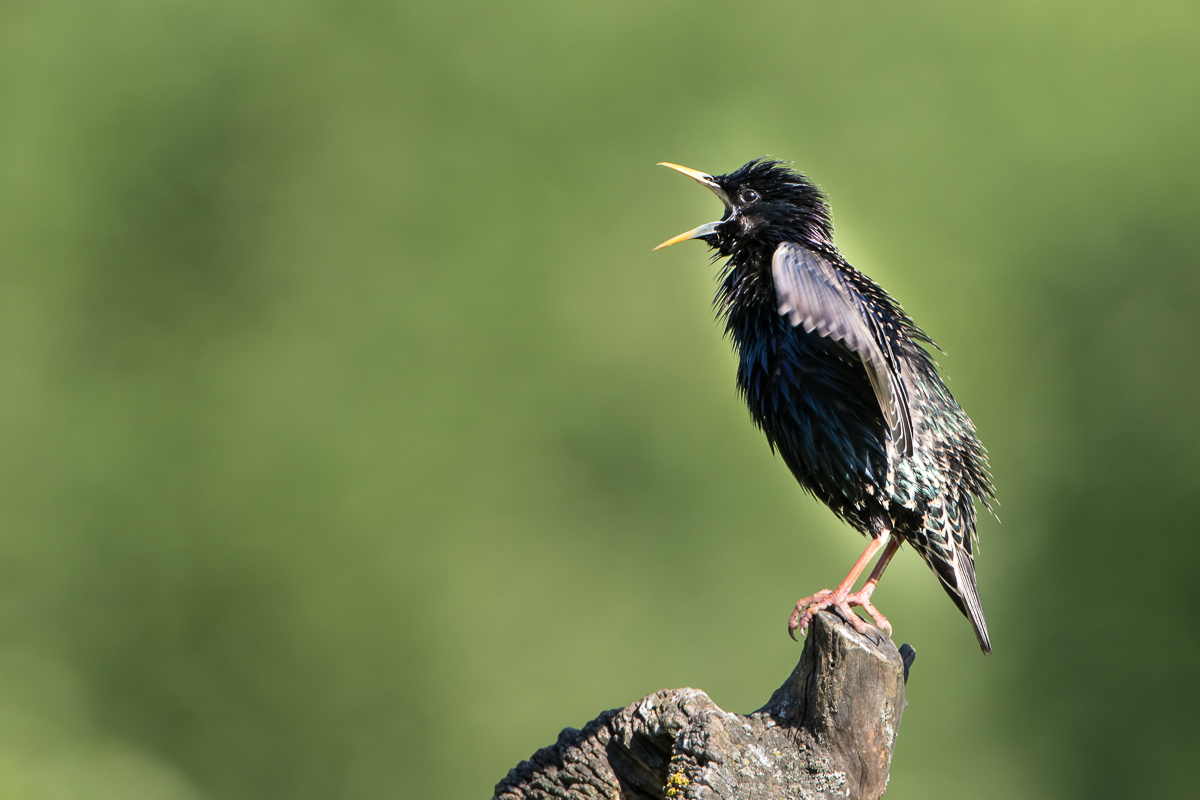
xmin=772 ymin=241 xmax=913 ymax=457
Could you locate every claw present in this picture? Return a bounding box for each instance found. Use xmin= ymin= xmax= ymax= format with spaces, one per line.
xmin=788 ymin=588 xmax=833 ymax=640
xmin=787 ymin=585 xmax=892 ymax=642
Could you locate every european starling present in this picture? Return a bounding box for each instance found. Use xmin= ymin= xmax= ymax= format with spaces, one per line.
xmin=655 ymin=158 xmax=994 ymax=653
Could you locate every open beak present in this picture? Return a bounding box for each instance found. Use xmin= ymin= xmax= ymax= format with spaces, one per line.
xmin=653 ymin=162 xmax=732 ymax=250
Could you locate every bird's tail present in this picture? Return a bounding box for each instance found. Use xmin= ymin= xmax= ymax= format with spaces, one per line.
xmin=939 ymin=547 xmax=991 ymax=654
xmin=917 ymin=499 xmax=992 ymax=654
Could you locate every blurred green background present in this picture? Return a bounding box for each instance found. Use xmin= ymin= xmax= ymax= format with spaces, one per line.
xmin=1 ymin=0 xmax=1198 ymax=798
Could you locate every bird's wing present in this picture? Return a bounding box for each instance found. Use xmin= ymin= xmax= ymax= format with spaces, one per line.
xmin=772 ymin=241 xmax=913 ymax=457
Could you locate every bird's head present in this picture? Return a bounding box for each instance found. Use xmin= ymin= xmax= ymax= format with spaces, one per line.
xmin=654 ymin=158 xmax=833 ymax=257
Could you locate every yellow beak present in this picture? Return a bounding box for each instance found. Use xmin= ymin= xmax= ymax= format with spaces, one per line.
xmin=653 ymin=220 xmax=724 ymax=251
xmin=657 ymin=162 xmax=721 ymax=190
xmin=654 ymin=162 xmax=731 ymax=250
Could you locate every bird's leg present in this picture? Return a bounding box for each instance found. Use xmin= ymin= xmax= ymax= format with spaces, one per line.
xmin=788 ymin=534 xmax=900 ymax=641
xmin=788 ymin=536 xmax=883 ymax=639
xmin=842 ymin=535 xmax=902 ymax=637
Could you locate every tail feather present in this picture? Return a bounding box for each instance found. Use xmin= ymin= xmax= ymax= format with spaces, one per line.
xmin=915 ymin=497 xmax=991 ymax=653
xmin=945 ymin=548 xmax=991 ymax=654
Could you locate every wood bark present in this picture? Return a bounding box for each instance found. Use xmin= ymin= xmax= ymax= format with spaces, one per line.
xmin=492 ymin=611 xmax=914 ymax=800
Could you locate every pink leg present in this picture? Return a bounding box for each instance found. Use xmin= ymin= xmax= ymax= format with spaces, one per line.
xmin=788 ymin=535 xmax=901 ymax=641
xmin=843 ymin=536 xmax=902 ymax=637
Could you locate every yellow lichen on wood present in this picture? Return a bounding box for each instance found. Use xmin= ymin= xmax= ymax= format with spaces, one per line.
xmin=664 ymin=768 xmax=689 ymax=799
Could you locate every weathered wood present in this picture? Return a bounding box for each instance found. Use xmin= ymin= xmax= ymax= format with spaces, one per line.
xmin=493 ymin=611 xmax=913 ymax=800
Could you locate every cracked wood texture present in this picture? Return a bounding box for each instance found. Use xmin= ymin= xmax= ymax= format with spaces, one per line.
xmin=492 ymin=611 xmax=914 ymax=800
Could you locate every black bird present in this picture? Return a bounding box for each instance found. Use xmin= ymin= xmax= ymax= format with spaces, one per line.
xmin=655 ymin=158 xmax=994 ymax=652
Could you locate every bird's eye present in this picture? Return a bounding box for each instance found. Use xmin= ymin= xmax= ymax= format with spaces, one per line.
xmin=740 ymin=189 xmax=760 ymax=204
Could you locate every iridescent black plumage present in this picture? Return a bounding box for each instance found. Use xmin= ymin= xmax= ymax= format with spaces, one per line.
xmin=657 ymin=158 xmax=995 ymax=652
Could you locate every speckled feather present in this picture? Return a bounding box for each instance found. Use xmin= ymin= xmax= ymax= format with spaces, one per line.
xmin=697 ymin=159 xmax=995 ymax=652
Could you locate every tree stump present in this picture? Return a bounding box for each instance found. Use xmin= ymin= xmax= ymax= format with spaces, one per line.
xmin=492 ymin=611 xmax=914 ymax=800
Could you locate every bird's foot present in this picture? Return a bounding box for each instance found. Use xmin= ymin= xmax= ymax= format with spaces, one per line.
xmin=788 ymin=584 xmax=892 ymax=642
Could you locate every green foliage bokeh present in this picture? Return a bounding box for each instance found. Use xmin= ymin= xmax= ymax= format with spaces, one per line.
xmin=0 ymin=1 xmax=1198 ymax=798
